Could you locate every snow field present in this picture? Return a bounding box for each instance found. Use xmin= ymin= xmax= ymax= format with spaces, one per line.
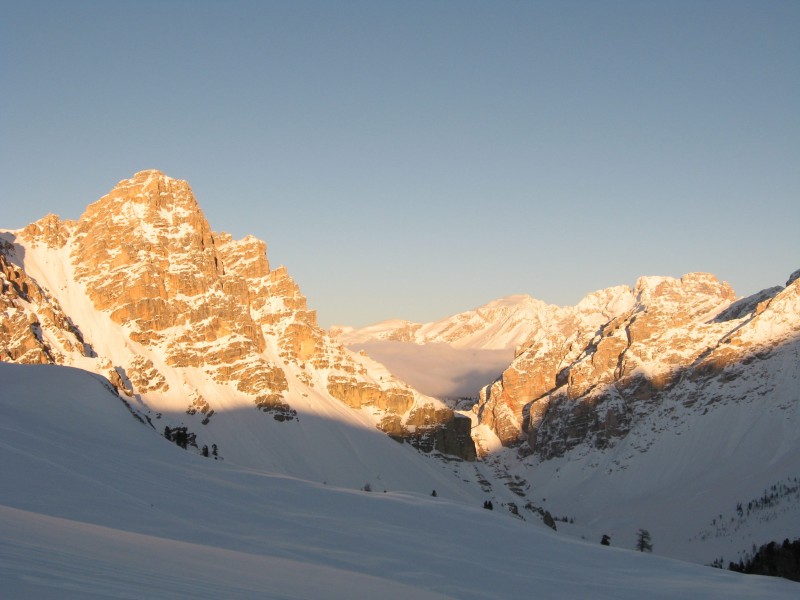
xmin=1 ymin=362 xmax=797 ymax=599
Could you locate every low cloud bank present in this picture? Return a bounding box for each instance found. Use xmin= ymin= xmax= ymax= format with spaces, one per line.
xmin=349 ymin=341 xmax=513 ymax=399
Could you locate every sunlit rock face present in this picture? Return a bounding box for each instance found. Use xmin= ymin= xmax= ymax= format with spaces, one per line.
xmin=0 ymin=251 xmax=87 ymax=364
xmin=475 ymin=271 xmax=800 ymax=458
xmin=0 ymin=170 xmax=475 ymax=461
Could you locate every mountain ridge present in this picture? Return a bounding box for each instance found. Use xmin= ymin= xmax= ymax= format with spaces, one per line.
xmin=329 ymin=260 xmax=800 ymax=566
xmin=0 ymin=170 xmax=477 ymax=481
xmin=2 ymin=169 xmax=799 ymax=571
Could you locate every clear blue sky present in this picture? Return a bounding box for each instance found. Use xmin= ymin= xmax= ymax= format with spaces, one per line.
xmin=2 ymin=1 xmax=798 ymax=327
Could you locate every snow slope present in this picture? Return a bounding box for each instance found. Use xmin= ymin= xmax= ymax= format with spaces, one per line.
xmin=474 ymin=331 xmax=800 ymax=567
xmin=1 ymin=362 xmax=796 ymax=599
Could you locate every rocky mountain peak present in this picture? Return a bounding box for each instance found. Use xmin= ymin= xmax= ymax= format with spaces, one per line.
xmin=1 ymin=170 xmax=476 ymax=463
xmin=77 ymin=169 xmax=211 ymax=246
xmin=474 ymin=269 xmax=797 ymax=456
xmin=107 ymin=169 xmax=192 ymax=204
xmin=573 ymin=285 xmax=633 ymax=315
xmin=21 ymin=214 xmax=72 ymax=249
xmin=631 ymin=272 xmax=734 ymax=310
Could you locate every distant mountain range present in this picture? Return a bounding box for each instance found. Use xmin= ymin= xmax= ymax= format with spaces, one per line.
xmin=330 ymin=288 xmax=634 ymax=398
xmin=332 ymin=294 xmax=574 ymax=350
xmin=2 ymin=169 xmax=799 ymax=572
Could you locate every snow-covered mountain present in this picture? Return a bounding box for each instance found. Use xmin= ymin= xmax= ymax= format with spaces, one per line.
xmin=329 ymin=295 xmax=565 ymax=399
xmin=2 ymin=361 xmax=796 ymax=599
xmin=465 ymin=270 xmax=800 ymax=566
xmin=332 ymin=294 xmax=563 ymax=350
xmin=332 ymin=287 xmax=635 ymax=399
xmin=3 ymin=169 xmax=799 ymax=577
xmin=0 ymin=170 xmax=475 ymax=489
xmin=333 ymin=288 xmax=635 ymax=351
xmin=475 ymin=271 xmax=799 ymax=451
xmin=334 ymin=268 xmax=800 ymax=567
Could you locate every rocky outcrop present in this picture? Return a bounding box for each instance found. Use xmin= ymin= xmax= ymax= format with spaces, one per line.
xmin=49 ymin=171 xmax=290 ymax=414
xmin=327 ymin=375 xmax=415 ymax=413
xmin=475 ymin=272 xmax=799 ymax=458
xmin=21 ymin=214 xmax=71 ymax=249
xmin=471 ymin=286 xmax=634 ymax=446
xmin=378 ymin=405 xmax=476 ymax=460
xmin=0 ymin=250 xmax=88 ymax=364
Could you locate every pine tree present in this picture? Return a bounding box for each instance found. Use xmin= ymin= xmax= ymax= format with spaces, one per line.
xmin=636 ymin=528 xmax=653 ymax=552
xmin=173 ymin=428 xmax=187 ymax=449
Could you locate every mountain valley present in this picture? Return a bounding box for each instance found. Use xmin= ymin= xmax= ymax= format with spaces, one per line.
xmin=1 ymin=170 xmax=798 ymax=596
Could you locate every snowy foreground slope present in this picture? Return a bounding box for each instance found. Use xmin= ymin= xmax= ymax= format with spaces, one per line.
xmin=1 ymin=363 xmax=796 ymax=599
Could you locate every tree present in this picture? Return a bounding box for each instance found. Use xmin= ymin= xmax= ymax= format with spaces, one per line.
xmin=211 ymin=443 xmax=218 ymax=457
xmin=201 ymin=445 xmax=209 ymax=457
xmin=601 ymin=534 xmax=611 ymax=546
xmin=636 ymin=529 xmax=653 ymax=552
xmin=729 ymin=537 xmax=800 ymax=581
xmin=173 ymin=428 xmax=188 ymax=449
xmin=164 ymin=426 xmax=172 ymax=440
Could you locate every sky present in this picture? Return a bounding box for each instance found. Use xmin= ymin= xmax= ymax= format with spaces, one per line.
xmin=2 ymin=1 xmax=798 ymax=328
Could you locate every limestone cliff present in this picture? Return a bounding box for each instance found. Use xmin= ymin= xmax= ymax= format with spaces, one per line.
xmin=475 ymin=271 xmax=800 ymax=458
xmin=0 ymin=250 xmax=89 ymax=364
xmin=0 ymin=170 xmax=475 ymax=461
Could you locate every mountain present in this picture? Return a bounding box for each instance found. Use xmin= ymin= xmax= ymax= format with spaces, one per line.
xmin=0 ymin=170 xmax=476 ymax=490
xmin=335 ymin=269 xmax=800 ymax=567
xmin=3 ymin=169 xmax=799 ymax=575
xmin=2 ymin=361 xmax=796 ymax=599
xmin=333 ymin=294 xmax=563 ymax=350
xmin=333 ymin=289 xmax=635 ymax=351
xmin=331 ymin=288 xmax=634 ymax=399
xmin=474 ymin=271 xmax=799 ymax=452
xmin=468 ymin=271 xmax=800 ymax=565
